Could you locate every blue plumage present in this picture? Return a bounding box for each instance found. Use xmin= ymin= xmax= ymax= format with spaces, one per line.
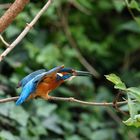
xmin=17 ymin=69 xmax=46 ymax=88
xmin=16 ymin=78 xmax=37 ymax=105
xmin=58 ymin=68 xmax=73 ymax=73
xmin=16 ymin=71 xmax=49 ymax=105
xmin=16 ymin=66 xmax=64 ymax=105
xmin=16 ymin=66 xmax=91 ymax=105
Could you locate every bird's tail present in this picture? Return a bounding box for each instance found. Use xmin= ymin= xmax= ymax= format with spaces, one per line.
xmin=16 ymin=92 xmax=30 ymax=105
xmin=16 ymin=97 xmax=25 ymax=105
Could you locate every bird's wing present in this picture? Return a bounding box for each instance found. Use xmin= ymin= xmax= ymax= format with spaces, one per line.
xmin=17 ymin=69 xmax=46 ymax=88
xmin=36 ymin=65 xmax=64 ymax=84
xmin=16 ymin=66 xmax=64 ymax=105
xmin=16 ymin=78 xmax=37 ymax=105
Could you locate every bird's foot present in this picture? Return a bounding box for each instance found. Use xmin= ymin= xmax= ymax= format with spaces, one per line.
xmin=47 ymin=95 xmax=52 ymax=100
xmin=41 ymin=95 xmax=52 ymax=100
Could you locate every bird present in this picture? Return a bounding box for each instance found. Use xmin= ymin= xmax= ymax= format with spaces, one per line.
xmin=16 ymin=65 xmax=91 ymax=105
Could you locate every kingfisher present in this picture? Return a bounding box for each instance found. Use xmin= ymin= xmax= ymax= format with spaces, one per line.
xmin=16 ymin=65 xmax=91 ymax=105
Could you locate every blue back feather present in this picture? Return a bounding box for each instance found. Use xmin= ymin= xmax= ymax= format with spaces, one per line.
xmin=16 ymin=66 xmax=64 ymax=105
xmin=58 ymin=68 xmax=73 ymax=73
xmin=16 ymin=78 xmax=37 ymax=105
xmin=18 ymin=69 xmax=46 ymax=88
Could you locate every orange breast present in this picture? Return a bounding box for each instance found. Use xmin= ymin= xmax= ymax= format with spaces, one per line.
xmin=34 ymin=76 xmax=64 ymax=97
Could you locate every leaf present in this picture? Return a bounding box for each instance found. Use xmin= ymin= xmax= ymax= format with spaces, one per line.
xmin=117 ymin=21 xmax=140 ymax=33
xmin=113 ymin=0 xmax=125 ymax=12
xmin=123 ymin=114 xmax=140 ymax=127
xmin=42 ymin=115 xmax=64 ymax=135
xmin=66 ymin=135 xmax=83 ymax=140
xmin=129 ymin=0 xmax=140 ymax=11
xmin=0 ymin=102 xmax=29 ymax=126
xmin=0 ymin=130 xmax=19 ymax=140
xmin=89 ymin=129 xmax=115 ymax=140
xmin=10 ymin=106 xmax=29 ymax=126
xmin=127 ymin=93 xmax=137 ymax=119
xmin=105 ymin=74 xmax=126 ymax=90
xmin=0 ymin=102 xmax=14 ymax=116
xmin=135 ymin=17 xmax=140 ymax=26
xmin=36 ymin=44 xmax=61 ymax=66
xmin=76 ymin=0 xmax=93 ymax=9
xmin=127 ymin=87 xmax=140 ymax=102
xmin=105 ymin=74 xmax=122 ymax=84
xmin=61 ymin=121 xmax=75 ymax=133
xmin=35 ymin=101 xmax=57 ymax=117
xmin=114 ymin=83 xmax=127 ymax=90
xmin=5 ymin=25 xmax=20 ymax=38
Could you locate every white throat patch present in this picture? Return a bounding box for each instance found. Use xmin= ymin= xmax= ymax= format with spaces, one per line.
xmin=57 ymin=73 xmax=63 ymax=77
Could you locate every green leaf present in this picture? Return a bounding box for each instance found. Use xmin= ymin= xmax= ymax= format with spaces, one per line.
xmin=105 ymin=74 xmax=126 ymax=90
xmin=135 ymin=17 xmax=140 ymax=26
xmin=129 ymin=0 xmax=140 ymax=11
xmin=10 ymin=106 xmax=29 ymax=126
xmin=35 ymin=101 xmax=57 ymax=117
xmin=43 ymin=115 xmax=64 ymax=135
xmin=36 ymin=44 xmax=61 ymax=67
xmin=113 ymin=0 xmax=125 ymax=12
xmin=118 ymin=21 xmax=140 ymax=33
xmin=114 ymin=83 xmax=127 ymax=90
xmin=105 ymin=74 xmax=122 ymax=84
xmin=127 ymin=87 xmax=140 ymax=102
xmin=89 ymin=129 xmax=115 ymax=140
xmin=127 ymin=93 xmax=137 ymax=119
xmin=5 ymin=25 xmax=20 ymax=38
xmin=66 ymin=135 xmax=83 ymax=140
xmin=123 ymin=114 xmax=140 ymax=127
xmin=0 ymin=130 xmax=19 ymax=140
xmin=37 ymin=104 xmax=57 ymax=117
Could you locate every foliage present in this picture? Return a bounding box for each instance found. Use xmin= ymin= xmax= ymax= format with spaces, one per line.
xmin=105 ymin=74 xmax=140 ymax=127
xmin=1 ymin=0 xmax=140 ymax=139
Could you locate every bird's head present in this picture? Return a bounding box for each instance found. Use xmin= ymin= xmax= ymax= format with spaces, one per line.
xmin=57 ymin=68 xmax=91 ymax=81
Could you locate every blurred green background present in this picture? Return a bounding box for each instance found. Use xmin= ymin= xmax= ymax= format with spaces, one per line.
xmin=0 ymin=0 xmax=140 ymax=139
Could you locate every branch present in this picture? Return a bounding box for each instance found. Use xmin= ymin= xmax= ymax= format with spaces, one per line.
xmin=0 ymin=96 xmax=128 ymax=107
xmin=0 ymin=0 xmax=30 ymax=33
xmin=0 ymin=34 xmax=10 ymax=47
xmin=0 ymin=0 xmax=52 ymax=62
xmin=124 ymin=0 xmax=140 ymax=24
xmin=69 ymin=0 xmax=91 ymax=15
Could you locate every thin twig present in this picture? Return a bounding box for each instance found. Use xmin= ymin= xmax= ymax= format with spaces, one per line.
xmin=0 ymin=96 xmax=19 ymax=103
xmin=58 ymin=8 xmax=100 ymax=78
xmin=124 ymin=0 xmax=139 ymax=23
xmin=106 ymin=108 xmax=122 ymax=123
xmin=0 ymin=0 xmax=52 ymax=62
xmin=0 ymin=34 xmax=10 ymax=47
xmin=113 ymin=91 xmax=128 ymax=115
xmin=0 ymin=96 xmax=128 ymax=107
xmin=0 ymin=0 xmax=30 ymax=33
xmin=69 ymin=0 xmax=91 ymax=15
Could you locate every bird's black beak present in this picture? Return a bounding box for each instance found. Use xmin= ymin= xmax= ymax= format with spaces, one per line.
xmin=74 ymin=70 xmax=92 ymax=76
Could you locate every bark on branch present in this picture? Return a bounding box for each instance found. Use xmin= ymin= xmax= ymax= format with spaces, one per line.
xmin=0 ymin=96 xmax=128 ymax=107
xmin=0 ymin=0 xmax=30 ymax=33
xmin=0 ymin=0 xmax=52 ymax=62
